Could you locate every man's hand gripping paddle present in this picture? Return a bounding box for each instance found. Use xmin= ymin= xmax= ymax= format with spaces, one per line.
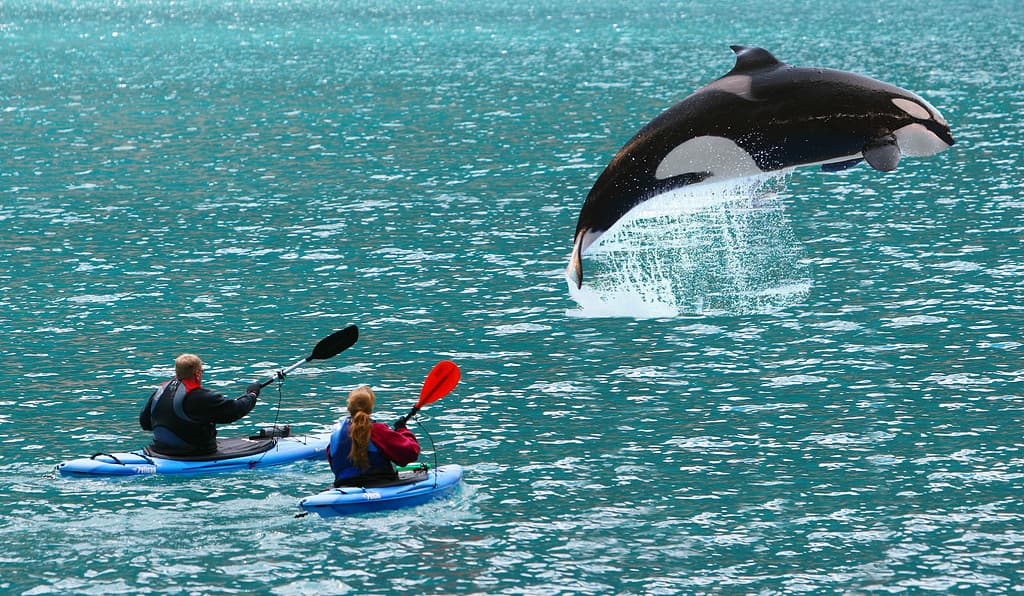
xmin=258 ymin=325 xmax=359 ymax=388
xmin=394 ymin=360 xmax=460 ymax=429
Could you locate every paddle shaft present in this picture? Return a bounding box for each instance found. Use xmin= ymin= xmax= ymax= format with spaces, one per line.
xmin=259 ymin=356 xmax=310 ymax=388
xmin=395 ymin=406 xmax=421 ymax=428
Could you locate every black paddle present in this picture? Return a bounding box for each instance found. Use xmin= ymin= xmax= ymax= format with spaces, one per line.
xmin=258 ymin=325 xmax=359 ymax=388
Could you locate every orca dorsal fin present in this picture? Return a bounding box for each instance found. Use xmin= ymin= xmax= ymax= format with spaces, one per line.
xmin=728 ymin=46 xmax=782 ymax=73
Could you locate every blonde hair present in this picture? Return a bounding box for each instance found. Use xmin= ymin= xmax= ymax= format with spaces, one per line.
xmin=175 ymin=354 xmax=203 ymax=380
xmin=347 ymin=386 xmax=376 ymax=470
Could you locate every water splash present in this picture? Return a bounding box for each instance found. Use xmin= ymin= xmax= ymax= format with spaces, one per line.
xmin=567 ymin=176 xmax=812 ymax=319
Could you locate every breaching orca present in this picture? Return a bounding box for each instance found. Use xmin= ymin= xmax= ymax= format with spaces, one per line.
xmin=568 ymin=45 xmax=955 ymax=288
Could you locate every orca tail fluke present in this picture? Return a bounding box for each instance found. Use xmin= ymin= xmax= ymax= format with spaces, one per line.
xmin=567 ymin=230 xmax=590 ymax=288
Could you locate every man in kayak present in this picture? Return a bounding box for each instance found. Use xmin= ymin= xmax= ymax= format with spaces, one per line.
xmin=139 ymin=353 xmax=262 ymax=456
xmin=327 ymin=386 xmax=421 ymax=487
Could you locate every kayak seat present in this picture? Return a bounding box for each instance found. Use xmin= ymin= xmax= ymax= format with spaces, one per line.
xmin=336 ymin=469 xmax=429 ymax=489
xmin=144 ymin=437 xmax=277 ymax=461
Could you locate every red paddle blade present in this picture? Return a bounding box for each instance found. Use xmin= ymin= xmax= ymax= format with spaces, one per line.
xmin=417 ymin=360 xmax=460 ymax=408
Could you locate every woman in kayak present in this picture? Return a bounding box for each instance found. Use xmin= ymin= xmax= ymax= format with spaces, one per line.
xmin=327 ymin=386 xmax=421 ymax=487
xmin=139 ymin=353 xmax=262 ymax=456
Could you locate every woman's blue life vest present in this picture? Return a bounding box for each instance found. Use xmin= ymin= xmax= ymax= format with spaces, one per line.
xmin=147 ymin=380 xmax=216 ymax=455
xmin=328 ymin=419 xmax=398 ymax=486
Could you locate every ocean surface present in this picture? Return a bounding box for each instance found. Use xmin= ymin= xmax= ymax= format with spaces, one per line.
xmin=2 ymin=0 xmax=1022 ymax=593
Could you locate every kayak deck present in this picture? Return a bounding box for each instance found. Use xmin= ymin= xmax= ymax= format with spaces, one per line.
xmin=298 ymin=464 xmax=463 ymax=517
xmin=57 ymin=432 xmax=330 ymax=477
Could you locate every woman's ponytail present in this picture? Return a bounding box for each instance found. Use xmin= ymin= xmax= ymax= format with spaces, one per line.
xmin=347 ymin=386 xmax=376 ymax=470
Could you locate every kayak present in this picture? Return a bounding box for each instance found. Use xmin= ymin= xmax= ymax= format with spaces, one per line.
xmin=57 ymin=431 xmax=330 ymax=477
xmin=298 ymin=464 xmax=463 ymax=517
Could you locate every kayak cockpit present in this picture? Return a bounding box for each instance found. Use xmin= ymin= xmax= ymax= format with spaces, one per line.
xmin=143 ymin=437 xmax=277 ymax=461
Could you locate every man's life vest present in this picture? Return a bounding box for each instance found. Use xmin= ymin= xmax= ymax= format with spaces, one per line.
xmin=148 ymin=379 xmax=216 ymax=455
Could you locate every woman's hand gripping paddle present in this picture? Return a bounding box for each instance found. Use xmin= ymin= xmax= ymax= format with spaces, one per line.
xmin=394 ymin=360 xmax=460 ymax=429
xmin=258 ymin=325 xmax=359 ymax=388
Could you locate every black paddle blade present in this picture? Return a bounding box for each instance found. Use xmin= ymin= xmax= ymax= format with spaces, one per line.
xmin=309 ymin=325 xmax=358 ymax=361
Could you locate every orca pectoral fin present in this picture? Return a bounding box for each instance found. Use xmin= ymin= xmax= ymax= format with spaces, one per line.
xmin=821 ymin=158 xmax=863 ymax=172
xmin=863 ymin=135 xmax=900 ymax=172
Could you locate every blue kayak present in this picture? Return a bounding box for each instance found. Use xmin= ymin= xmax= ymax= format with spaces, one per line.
xmin=57 ymin=432 xmax=330 ymax=477
xmin=298 ymin=464 xmax=463 ymax=517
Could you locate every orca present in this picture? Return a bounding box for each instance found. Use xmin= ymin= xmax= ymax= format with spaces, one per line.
xmin=568 ymin=45 xmax=955 ymax=288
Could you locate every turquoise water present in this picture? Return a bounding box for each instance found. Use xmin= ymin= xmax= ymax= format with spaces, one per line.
xmin=2 ymin=0 xmax=1022 ymax=592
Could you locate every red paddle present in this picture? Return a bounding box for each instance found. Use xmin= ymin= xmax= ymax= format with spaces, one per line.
xmin=395 ymin=360 xmax=460 ymax=428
